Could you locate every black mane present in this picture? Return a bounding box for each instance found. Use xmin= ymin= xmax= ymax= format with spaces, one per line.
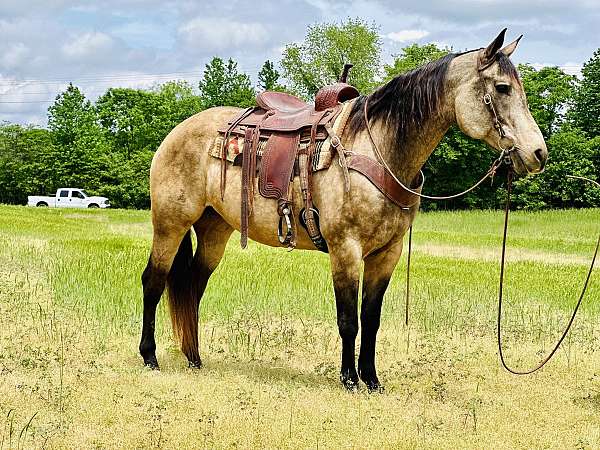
xmin=348 ymin=49 xmax=519 ymax=146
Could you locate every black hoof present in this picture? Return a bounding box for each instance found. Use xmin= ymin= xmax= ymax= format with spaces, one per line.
xmin=143 ymin=356 xmax=160 ymax=370
xmin=365 ymin=380 xmax=385 ymax=393
xmin=188 ymin=359 xmax=202 ymax=369
xmin=340 ymin=371 xmax=359 ymax=392
xmin=359 ymin=367 xmax=384 ymax=393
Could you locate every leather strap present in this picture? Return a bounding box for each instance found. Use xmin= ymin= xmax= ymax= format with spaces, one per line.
xmin=240 ymin=127 xmax=255 ymax=248
xmin=347 ymin=154 xmax=424 ymax=209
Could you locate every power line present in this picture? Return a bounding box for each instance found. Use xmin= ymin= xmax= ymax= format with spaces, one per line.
xmin=0 ymin=68 xmax=262 ymax=87
xmin=0 ymin=100 xmax=55 ymax=104
xmin=0 ymin=71 xmax=202 ymax=85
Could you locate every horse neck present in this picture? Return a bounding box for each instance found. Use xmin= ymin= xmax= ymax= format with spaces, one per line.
xmin=377 ymin=102 xmax=455 ymax=184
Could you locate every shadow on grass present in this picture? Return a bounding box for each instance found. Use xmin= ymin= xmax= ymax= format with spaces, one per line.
xmin=145 ymin=346 xmax=340 ymax=390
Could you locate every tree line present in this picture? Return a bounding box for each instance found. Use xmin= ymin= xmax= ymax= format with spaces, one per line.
xmin=1 ymin=19 xmax=599 ymax=209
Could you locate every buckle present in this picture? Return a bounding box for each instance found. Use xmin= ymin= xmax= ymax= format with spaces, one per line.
xmin=483 ymin=93 xmax=492 ymax=105
xmin=330 ymin=135 xmax=341 ymax=148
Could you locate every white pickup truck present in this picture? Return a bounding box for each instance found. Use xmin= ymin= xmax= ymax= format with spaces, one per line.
xmin=28 ymin=188 xmax=110 ymax=208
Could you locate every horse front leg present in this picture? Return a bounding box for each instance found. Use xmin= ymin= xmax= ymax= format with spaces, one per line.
xmin=329 ymin=240 xmax=362 ymax=391
xmin=358 ymin=241 xmax=403 ymax=392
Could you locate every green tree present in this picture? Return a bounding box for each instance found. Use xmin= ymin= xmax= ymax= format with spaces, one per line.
xmin=47 ymin=84 xmax=111 ymax=190
xmin=94 ymin=149 xmax=154 ymax=209
xmin=510 ymin=125 xmax=600 ymax=209
xmin=572 ymin=48 xmax=600 ymax=138
xmin=0 ymin=123 xmax=59 ymax=203
xmin=155 ymin=80 xmax=203 ymax=123
xmin=97 ymin=88 xmax=163 ymax=157
xmin=48 ymin=83 xmax=95 ymax=147
xmin=198 ymin=57 xmax=255 ymax=108
xmin=280 ymin=18 xmax=381 ymax=98
xmin=384 ymin=43 xmax=449 ymax=80
xmin=257 ymin=60 xmax=284 ymax=91
xmin=518 ymin=64 xmax=576 ymax=139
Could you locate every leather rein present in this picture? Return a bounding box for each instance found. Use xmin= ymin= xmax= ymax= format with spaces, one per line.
xmin=363 ymin=79 xmax=599 ymax=375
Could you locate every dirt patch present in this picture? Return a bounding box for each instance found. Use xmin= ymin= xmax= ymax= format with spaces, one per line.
xmin=416 ymin=243 xmax=591 ymax=266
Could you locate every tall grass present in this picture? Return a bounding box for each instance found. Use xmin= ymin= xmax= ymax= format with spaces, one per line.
xmin=2 ymin=205 xmax=598 ymax=343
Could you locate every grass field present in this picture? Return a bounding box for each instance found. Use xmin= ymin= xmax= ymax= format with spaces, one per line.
xmin=0 ymin=204 xmax=599 ymax=449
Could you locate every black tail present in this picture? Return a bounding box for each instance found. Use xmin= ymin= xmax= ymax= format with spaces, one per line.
xmin=166 ymin=230 xmax=203 ymax=362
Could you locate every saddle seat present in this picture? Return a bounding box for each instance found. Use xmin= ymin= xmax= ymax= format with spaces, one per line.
xmin=256 ymin=91 xmax=308 ymax=113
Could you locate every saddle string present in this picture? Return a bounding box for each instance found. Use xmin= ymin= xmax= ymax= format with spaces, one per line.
xmin=496 ymin=170 xmax=600 ymax=374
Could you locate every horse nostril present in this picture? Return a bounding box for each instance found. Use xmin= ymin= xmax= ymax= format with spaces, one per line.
xmin=534 ymin=148 xmax=546 ymax=168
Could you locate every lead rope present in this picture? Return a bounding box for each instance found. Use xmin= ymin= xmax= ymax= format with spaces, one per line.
xmin=405 ymin=226 xmax=413 ymax=326
xmin=497 ymin=170 xmax=600 ymax=374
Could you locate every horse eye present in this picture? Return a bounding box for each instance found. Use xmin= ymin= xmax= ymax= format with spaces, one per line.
xmin=495 ymin=84 xmax=511 ymax=95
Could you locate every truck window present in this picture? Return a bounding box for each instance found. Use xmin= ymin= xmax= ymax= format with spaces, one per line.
xmin=59 ymin=190 xmax=69 ymax=197
xmin=72 ymin=191 xmax=85 ymax=199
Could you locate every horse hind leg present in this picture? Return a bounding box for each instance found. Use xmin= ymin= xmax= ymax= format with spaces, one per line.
xmin=140 ymin=226 xmax=190 ymax=369
xmin=167 ymin=207 xmax=233 ymax=368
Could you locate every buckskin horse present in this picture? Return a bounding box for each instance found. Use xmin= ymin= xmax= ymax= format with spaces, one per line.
xmin=139 ymin=29 xmax=547 ymax=391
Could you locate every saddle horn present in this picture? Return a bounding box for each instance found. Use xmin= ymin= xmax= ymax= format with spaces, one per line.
xmin=339 ymin=64 xmax=353 ymax=83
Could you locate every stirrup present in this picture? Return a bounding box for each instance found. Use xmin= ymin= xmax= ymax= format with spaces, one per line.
xmin=278 ymin=205 xmax=295 ymax=248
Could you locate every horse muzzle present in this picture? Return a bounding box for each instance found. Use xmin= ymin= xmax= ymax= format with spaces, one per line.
xmin=509 ymin=146 xmax=547 ymax=175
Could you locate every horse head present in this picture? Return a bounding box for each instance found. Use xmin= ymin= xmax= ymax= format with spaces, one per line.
xmin=451 ymin=29 xmax=548 ymax=175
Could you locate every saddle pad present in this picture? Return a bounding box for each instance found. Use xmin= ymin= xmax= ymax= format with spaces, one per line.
xmin=210 ymin=134 xmax=332 ymax=172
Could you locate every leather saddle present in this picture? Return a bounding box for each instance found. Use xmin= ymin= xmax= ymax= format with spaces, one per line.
xmin=219 ymin=70 xmax=360 ymax=251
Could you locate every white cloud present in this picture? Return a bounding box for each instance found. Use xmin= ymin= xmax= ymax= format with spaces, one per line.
xmin=1 ymin=42 xmax=30 ymax=68
xmin=530 ymin=61 xmax=583 ymax=78
xmin=61 ymin=32 xmax=116 ymax=60
xmin=178 ymin=17 xmax=269 ymax=53
xmin=386 ymin=29 xmax=430 ymax=43
xmin=560 ymin=62 xmax=583 ymax=77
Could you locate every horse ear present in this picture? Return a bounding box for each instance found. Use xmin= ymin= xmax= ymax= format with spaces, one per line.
xmin=479 ymin=28 xmax=507 ymax=70
xmin=500 ymin=34 xmax=523 ymax=58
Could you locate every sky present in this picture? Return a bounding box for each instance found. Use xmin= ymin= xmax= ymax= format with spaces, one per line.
xmin=0 ymin=0 xmax=598 ymax=126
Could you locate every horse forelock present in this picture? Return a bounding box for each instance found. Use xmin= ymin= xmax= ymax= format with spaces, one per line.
xmin=495 ymin=52 xmax=520 ymax=82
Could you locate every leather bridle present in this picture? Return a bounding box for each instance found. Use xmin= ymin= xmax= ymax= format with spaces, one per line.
xmin=363 ymin=64 xmax=599 ymax=375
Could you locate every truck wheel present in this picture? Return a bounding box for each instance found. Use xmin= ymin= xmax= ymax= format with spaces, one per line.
xmin=36 ymin=202 xmax=48 ymax=207
xmin=88 ymin=204 xmax=99 ymax=208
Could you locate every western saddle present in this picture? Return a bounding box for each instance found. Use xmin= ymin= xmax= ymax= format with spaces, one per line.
xmin=219 ymin=65 xmax=359 ymax=251
xmin=218 ymin=64 xmax=423 ymax=251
